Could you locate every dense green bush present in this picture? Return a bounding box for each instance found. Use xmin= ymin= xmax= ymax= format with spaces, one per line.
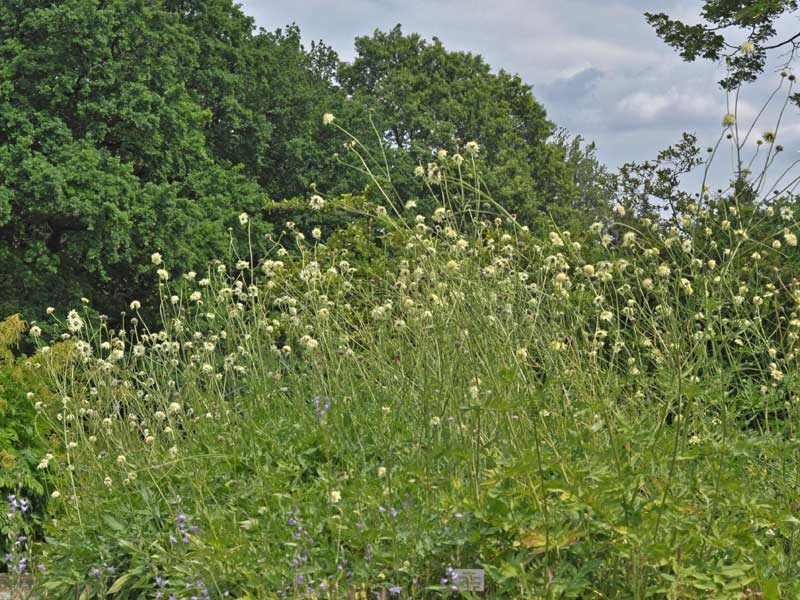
xmin=6 ymin=2 xmax=800 ymax=597
xmin=13 ymin=139 xmax=800 ymax=597
xmin=0 ymin=315 xmax=50 ymax=561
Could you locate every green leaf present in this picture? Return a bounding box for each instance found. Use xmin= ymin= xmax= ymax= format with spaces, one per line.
xmin=108 ymin=571 xmax=136 ymax=594
xmin=102 ymin=514 xmax=126 ymax=533
xmin=762 ymin=579 xmax=780 ymax=600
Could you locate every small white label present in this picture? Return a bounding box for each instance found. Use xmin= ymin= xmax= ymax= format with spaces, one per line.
xmin=452 ymin=569 xmax=485 ymax=592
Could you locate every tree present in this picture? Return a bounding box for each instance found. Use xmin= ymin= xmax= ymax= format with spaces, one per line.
xmin=0 ymin=6 xmax=614 ymax=321
xmin=336 ymin=25 xmax=608 ymax=230
xmin=551 ymin=129 xmax=614 ymax=219
xmin=646 ymin=1 xmax=800 ymax=89
xmin=162 ymin=0 xmax=344 ymax=199
xmin=0 ymin=0 xmax=337 ymax=320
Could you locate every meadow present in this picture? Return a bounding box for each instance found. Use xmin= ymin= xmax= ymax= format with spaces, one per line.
xmin=3 ymin=110 xmax=800 ymax=599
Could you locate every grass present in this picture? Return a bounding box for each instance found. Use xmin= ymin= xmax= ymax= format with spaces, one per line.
xmin=6 ymin=121 xmax=800 ymax=598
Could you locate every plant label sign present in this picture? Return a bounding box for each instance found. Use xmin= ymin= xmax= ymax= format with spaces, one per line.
xmin=452 ymin=568 xmax=485 ymax=592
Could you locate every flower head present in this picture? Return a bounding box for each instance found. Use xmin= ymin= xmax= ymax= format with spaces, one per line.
xmin=309 ymin=195 xmax=325 ymax=211
xmin=67 ymin=310 xmax=84 ymax=333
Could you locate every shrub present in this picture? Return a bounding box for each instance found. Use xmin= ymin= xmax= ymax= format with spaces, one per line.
xmin=19 ymin=138 xmax=800 ymax=597
xmin=0 ymin=315 xmax=50 ymax=563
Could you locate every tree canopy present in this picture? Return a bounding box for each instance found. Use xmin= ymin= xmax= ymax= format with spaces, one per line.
xmin=0 ymin=4 xmax=611 ymax=321
xmin=646 ymin=1 xmax=800 ymax=89
xmin=337 ymin=25 xmax=609 ymax=227
xmin=0 ymin=0 xmax=338 ymax=319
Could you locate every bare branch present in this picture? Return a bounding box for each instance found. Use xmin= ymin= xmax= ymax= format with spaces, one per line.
xmin=762 ymin=31 xmax=800 ymax=50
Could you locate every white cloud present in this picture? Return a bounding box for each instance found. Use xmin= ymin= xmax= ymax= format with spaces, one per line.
xmin=616 ymin=88 xmax=722 ymax=126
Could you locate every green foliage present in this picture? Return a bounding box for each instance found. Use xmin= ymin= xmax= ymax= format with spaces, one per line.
xmin=0 ymin=315 xmax=49 ymax=560
xmin=0 ymin=5 xmax=611 ymax=322
xmin=612 ymin=133 xmax=705 ymax=219
xmin=336 ymin=25 xmax=611 ymax=231
xmin=20 ymin=146 xmax=800 ymax=596
xmin=645 ymin=1 xmax=800 ymax=89
xmin=0 ymin=0 xmax=343 ymax=320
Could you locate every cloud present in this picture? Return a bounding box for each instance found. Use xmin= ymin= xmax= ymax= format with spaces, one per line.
xmin=616 ymin=88 xmax=722 ymax=126
xmin=540 ymin=67 xmax=603 ymax=103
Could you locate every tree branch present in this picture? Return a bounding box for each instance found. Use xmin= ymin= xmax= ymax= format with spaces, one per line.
xmin=762 ymin=31 xmax=800 ymax=50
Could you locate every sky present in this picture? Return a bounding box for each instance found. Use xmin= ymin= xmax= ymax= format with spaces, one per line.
xmin=238 ymin=0 xmax=800 ymax=193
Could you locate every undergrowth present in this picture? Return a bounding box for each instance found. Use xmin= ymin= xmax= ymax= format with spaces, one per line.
xmin=6 ymin=103 xmax=800 ymax=598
